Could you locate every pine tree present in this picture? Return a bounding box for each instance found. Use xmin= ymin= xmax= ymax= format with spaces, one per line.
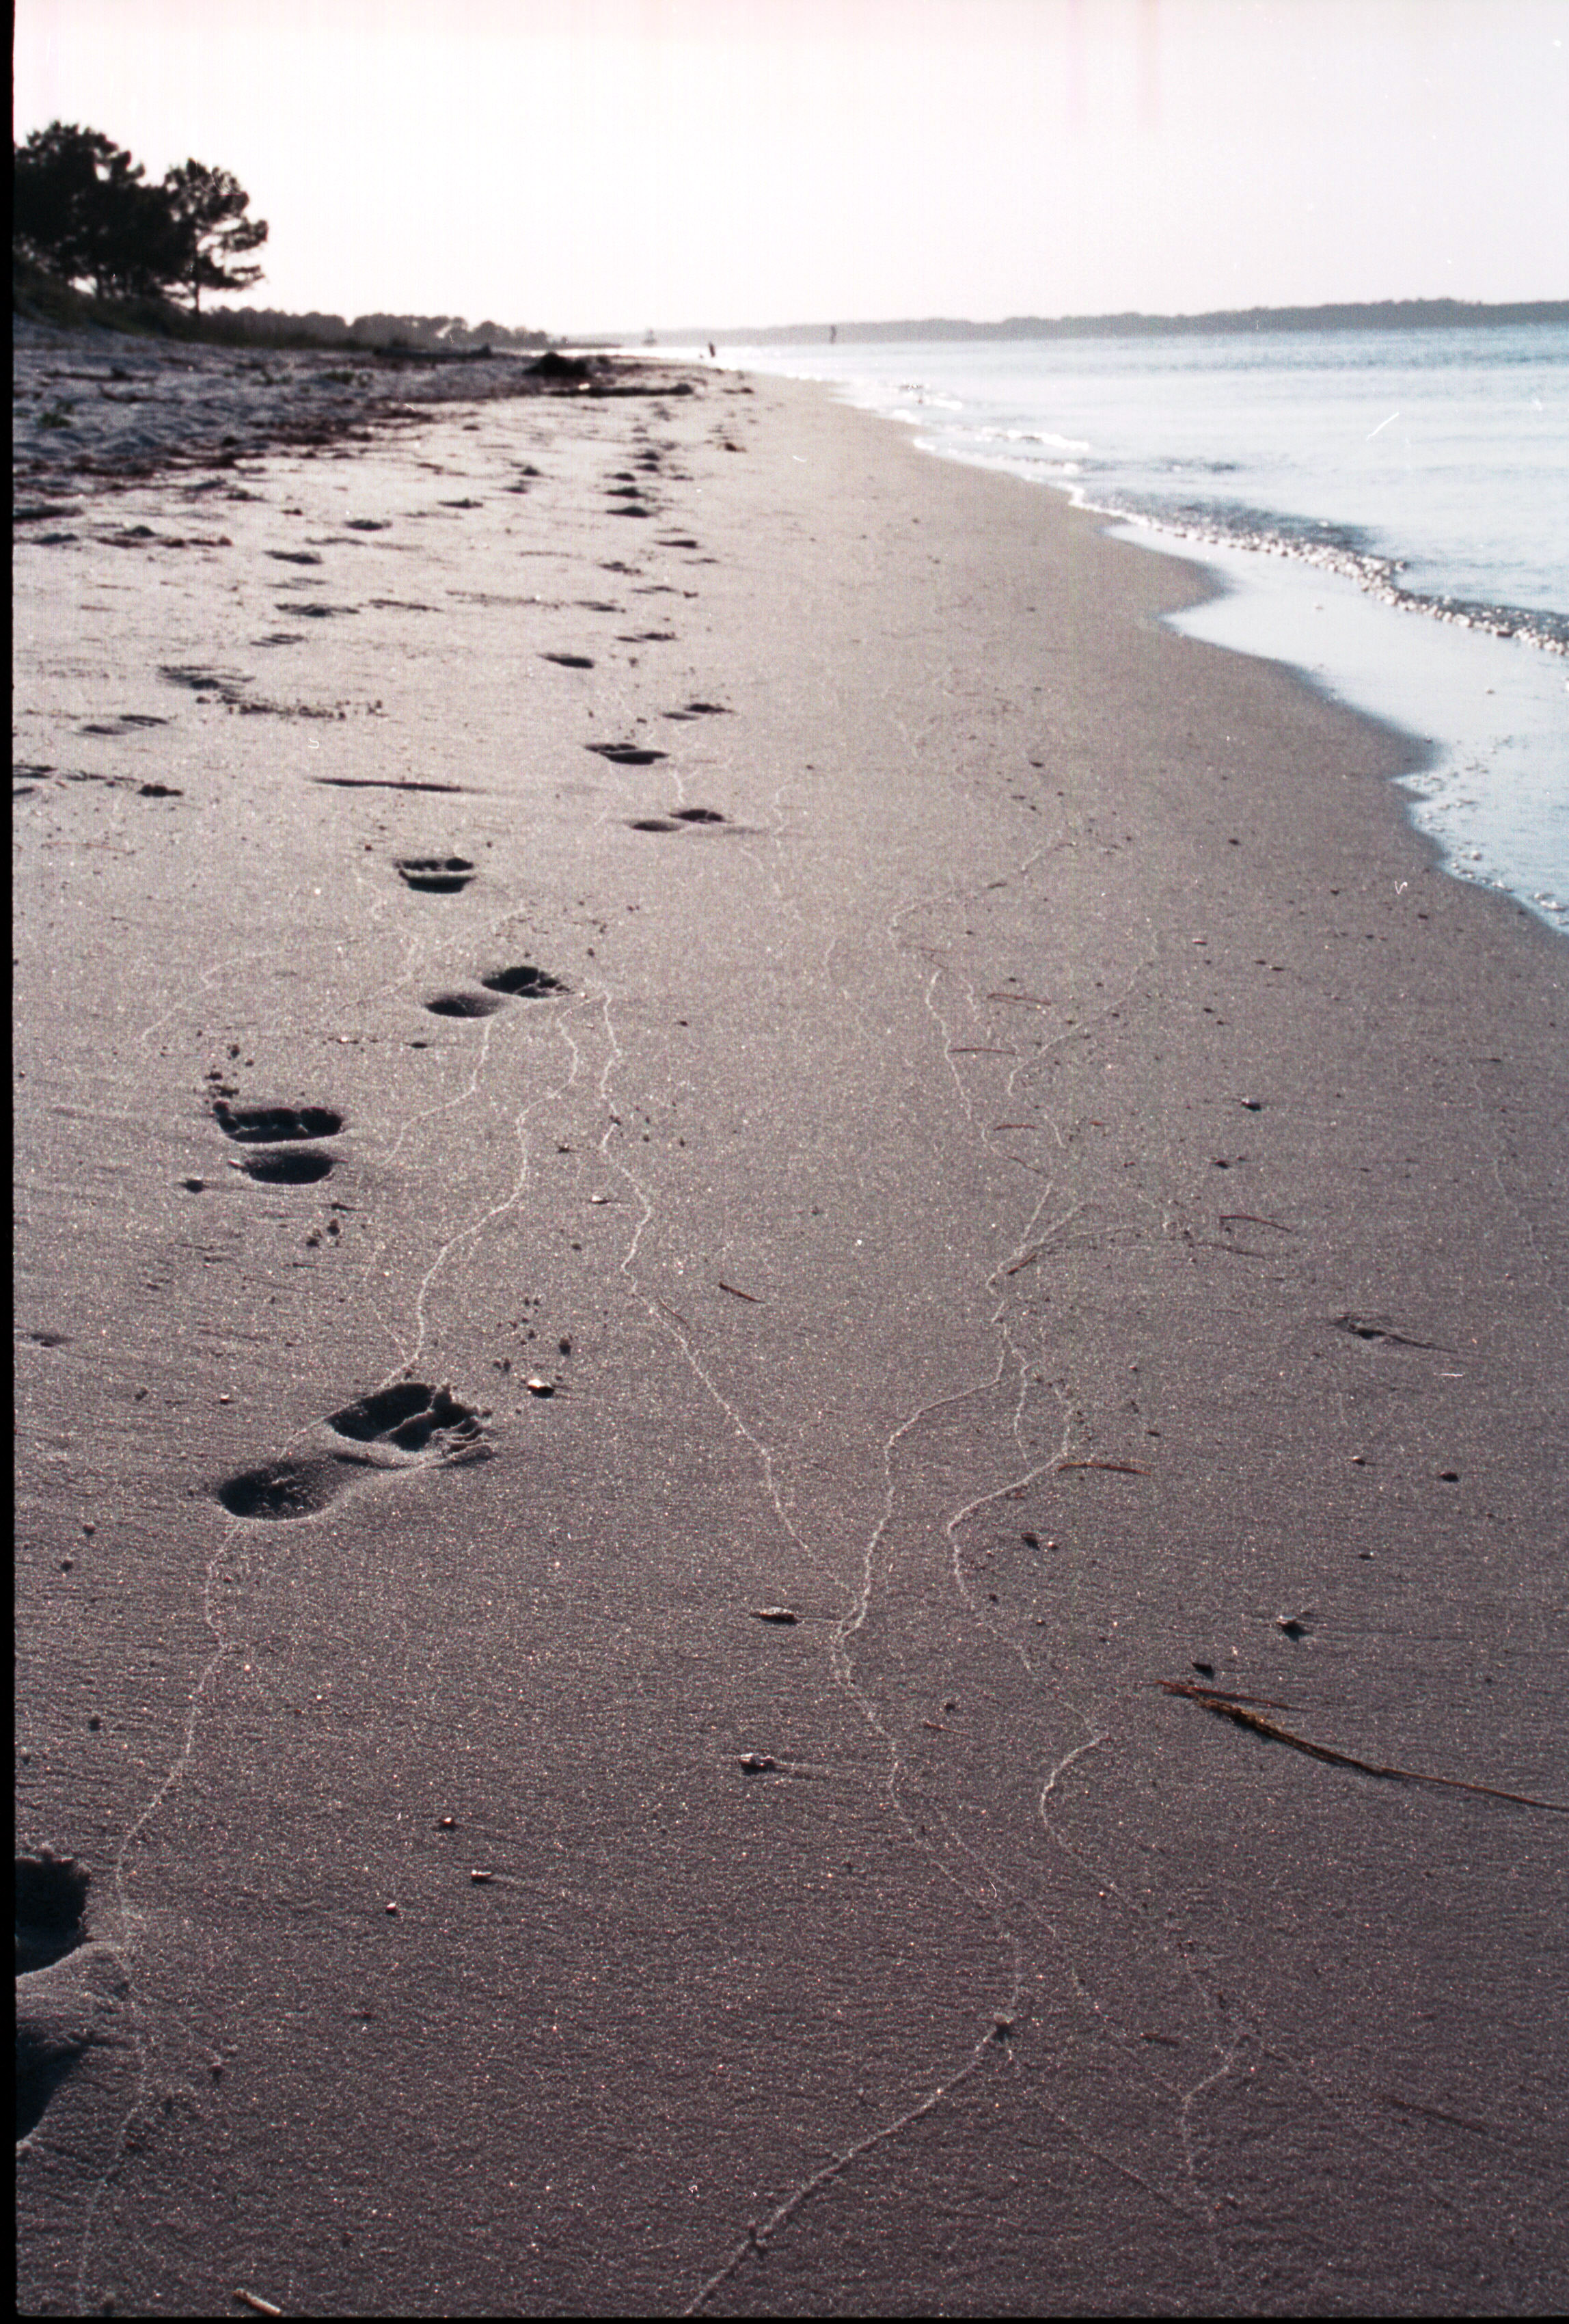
xmin=161 ymin=160 xmax=268 ymax=311
xmin=14 ymin=122 xmax=182 ymax=297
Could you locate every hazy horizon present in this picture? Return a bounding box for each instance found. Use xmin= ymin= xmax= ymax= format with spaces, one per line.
xmin=14 ymin=0 xmax=1569 ymax=338
xmin=631 ymin=297 xmax=1568 ymax=346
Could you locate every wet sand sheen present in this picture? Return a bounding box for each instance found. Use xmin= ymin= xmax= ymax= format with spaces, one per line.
xmin=14 ymin=353 xmax=1568 ymax=2314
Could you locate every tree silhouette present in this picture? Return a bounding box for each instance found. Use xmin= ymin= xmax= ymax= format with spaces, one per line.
xmin=161 ymin=160 xmax=268 ymax=310
xmin=13 ymin=125 xmax=267 ymax=310
xmin=13 ymin=122 xmax=185 ymax=298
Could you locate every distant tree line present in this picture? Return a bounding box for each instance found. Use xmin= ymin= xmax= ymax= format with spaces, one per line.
xmin=217 ymin=310 xmax=555 ymax=353
xmin=14 ymin=122 xmax=268 ymax=310
xmin=13 ymin=121 xmax=553 ymax=352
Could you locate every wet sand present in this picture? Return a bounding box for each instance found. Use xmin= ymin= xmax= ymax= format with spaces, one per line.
xmin=14 ymin=353 xmax=1568 ymax=2316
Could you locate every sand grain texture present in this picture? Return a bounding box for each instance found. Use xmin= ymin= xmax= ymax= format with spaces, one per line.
xmin=15 ymin=357 xmax=1568 ymax=2316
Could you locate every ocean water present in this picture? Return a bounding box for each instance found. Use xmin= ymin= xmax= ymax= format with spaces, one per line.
xmin=698 ymin=327 xmax=1569 ymax=929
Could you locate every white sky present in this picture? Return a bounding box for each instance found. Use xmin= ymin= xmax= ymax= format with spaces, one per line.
xmin=13 ymin=0 xmax=1569 ymax=334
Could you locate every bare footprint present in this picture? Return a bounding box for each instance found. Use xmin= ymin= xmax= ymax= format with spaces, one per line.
xmin=588 ymin=743 xmax=666 ymax=768
xmin=481 ymin=964 xmax=569 ymax=998
xmin=627 ymin=809 xmax=724 ymax=834
xmin=217 ymin=1383 xmax=490 ymax=1522
xmin=238 ymin=1148 xmax=336 ymax=1184
xmin=215 ymin=1102 xmax=344 ymax=1143
xmin=314 ymin=776 xmax=468 ymax=794
xmin=397 ymin=856 xmax=475 ymax=893
xmin=16 ymin=1852 xmax=126 ymax=2146
xmin=424 ymin=992 xmax=503 ymax=1018
xmin=16 ymin=1852 xmax=90 ymax=1979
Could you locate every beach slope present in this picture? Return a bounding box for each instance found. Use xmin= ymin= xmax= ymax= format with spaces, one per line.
xmin=15 ymin=351 xmax=1568 ymax=2315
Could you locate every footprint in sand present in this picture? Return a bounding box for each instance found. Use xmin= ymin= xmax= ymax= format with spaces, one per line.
xmin=482 ymin=964 xmax=569 ymax=998
xmin=423 ymin=964 xmax=570 ymax=1017
xmin=160 ymin=663 xmax=249 ymax=702
xmin=213 ymin=1100 xmax=344 ymax=1186
xmin=16 ymin=1852 xmax=90 ymax=1980
xmin=215 ymin=1102 xmax=344 ymax=1143
xmin=217 ymin=1382 xmax=490 ymax=1522
xmin=16 ymin=1852 xmax=100 ymax=2141
xmin=628 ymin=808 xmax=726 ymax=833
xmin=397 ymin=856 xmax=475 ymax=893
xmin=237 ymin=1148 xmax=336 ymax=1183
xmin=314 ymin=776 xmax=468 ymax=794
xmin=79 ymin=712 xmax=170 ymax=735
xmin=587 ymin=743 xmax=666 ymax=768
xmin=424 ymin=992 xmax=504 ymax=1018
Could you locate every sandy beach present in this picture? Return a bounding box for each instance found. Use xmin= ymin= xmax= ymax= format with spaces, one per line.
xmin=14 ymin=333 xmax=1568 ymax=2316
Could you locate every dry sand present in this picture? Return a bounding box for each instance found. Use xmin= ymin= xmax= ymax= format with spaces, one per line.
xmin=14 ymin=346 xmax=1568 ymax=2316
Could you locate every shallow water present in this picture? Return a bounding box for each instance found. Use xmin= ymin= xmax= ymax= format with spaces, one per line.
xmin=704 ymin=327 xmax=1569 ymax=928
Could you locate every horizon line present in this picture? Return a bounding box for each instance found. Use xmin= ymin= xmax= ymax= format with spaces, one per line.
xmin=575 ymin=293 xmax=1569 ymax=345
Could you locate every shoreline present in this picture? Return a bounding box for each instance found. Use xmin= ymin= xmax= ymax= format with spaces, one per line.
xmin=16 ymin=353 xmax=1568 ymax=2315
xmin=1114 ymin=515 xmax=1569 ymax=931
xmin=690 ymin=334 xmax=1569 ymax=931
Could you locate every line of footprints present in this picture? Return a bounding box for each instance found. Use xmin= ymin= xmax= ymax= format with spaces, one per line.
xmin=210 ymin=435 xmax=736 ymax=1524
xmin=208 ymin=853 xmax=575 ymax=1518
xmin=19 ymin=433 xmax=768 ymax=2153
xmin=206 ymin=721 xmax=731 ymax=1517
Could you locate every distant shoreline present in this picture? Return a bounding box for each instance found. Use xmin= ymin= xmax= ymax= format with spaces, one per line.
xmin=647 ymin=296 xmax=1568 ymax=347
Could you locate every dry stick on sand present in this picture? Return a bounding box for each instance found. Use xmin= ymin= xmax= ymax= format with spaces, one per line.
xmin=1159 ymin=1679 xmax=1569 ymax=1812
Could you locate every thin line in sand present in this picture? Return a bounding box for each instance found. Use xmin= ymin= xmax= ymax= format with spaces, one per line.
xmin=1160 ymin=1680 xmax=1568 ymax=1812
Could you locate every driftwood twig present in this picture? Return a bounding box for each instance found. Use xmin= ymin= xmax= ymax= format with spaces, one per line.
xmin=1159 ymin=1679 xmax=1567 ymax=1812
